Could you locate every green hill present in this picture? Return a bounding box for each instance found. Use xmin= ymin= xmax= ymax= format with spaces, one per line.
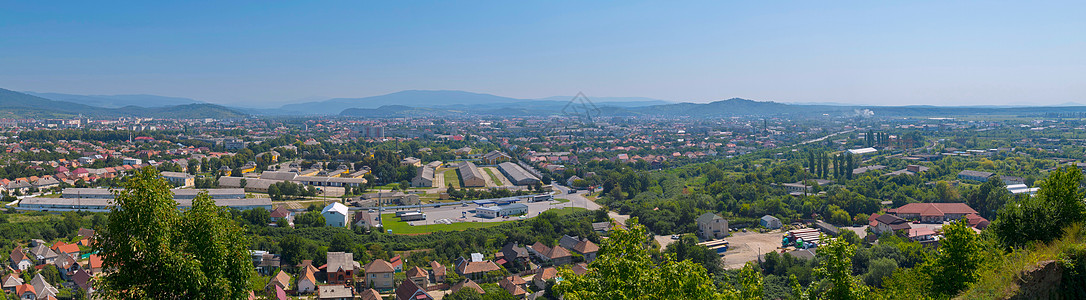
xmin=0 ymin=88 xmax=246 ymax=119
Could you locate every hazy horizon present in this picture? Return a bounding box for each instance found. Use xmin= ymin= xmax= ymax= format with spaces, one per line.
xmin=2 ymin=1 xmax=1083 ymax=107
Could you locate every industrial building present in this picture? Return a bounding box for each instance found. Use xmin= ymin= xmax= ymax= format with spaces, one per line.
xmin=497 ymin=162 xmax=540 ymax=186
xmin=411 ymin=161 xmax=442 ymax=187
xmin=61 ymin=188 xmax=245 ymax=200
xmin=458 ymin=162 xmax=487 ymax=187
xmin=19 ymin=197 xmax=272 ymax=212
xmin=476 ymin=203 xmax=529 ymax=218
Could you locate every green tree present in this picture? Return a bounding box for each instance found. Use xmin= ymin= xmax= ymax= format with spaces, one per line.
xmin=990 ymin=167 xmax=1086 ymax=248
xmin=555 ymin=218 xmax=737 ymax=299
xmin=966 ymin=176 xmax=1011 ymax=219
xmin=40 ymin=265 xmax=61 ymax=286
xmin=665 ymin=235 xmax=724 ymax=275
xmin=445 ymin=288 xmax=485 ymax=300
xmin=812 ymin=235 xmax=871 ymax=300
xmin=295 ymin=211 xmax=326 ymax=228
xmin=278 ymin=235 xmax=314 ymax=266
xmin=93 ymin=167 xmax=253 ymax=299
xmin=921 ymin=219 xmax=984 ymax=297
xmin=861 ymin=258 xmax=896 ymax=288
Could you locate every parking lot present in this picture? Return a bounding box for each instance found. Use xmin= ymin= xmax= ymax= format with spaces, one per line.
xmin=391 ymin=199 xmax=581 ymax=225
xmin=721 ymin=230 xmax=786 ymax=269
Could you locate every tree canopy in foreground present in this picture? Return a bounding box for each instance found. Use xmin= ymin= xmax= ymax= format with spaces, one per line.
xmin=93 ymin=167 xmax=253 ymax=299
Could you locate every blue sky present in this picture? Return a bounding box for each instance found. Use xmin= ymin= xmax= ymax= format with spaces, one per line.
xmin=1 ymin=1 xmax=1083 ymax=107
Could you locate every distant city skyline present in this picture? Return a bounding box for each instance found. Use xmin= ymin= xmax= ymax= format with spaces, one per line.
xmin=2 ymin=1 xmax=1083 ymax=107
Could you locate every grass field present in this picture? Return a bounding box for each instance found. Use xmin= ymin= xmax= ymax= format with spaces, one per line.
xmin=380 ymin=213 xmax=505 ymax=234
xmin=380 ymin=207 xmax=587 ymax=234
xmin=483 ymin=168 xmax=506 ymax=186
xmin=554 ymin=198 xmax=571 ymax=203
xmin=443 ymin=169 xmax=461 ymax=188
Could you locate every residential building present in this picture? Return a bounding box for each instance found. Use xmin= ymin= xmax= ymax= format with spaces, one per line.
xmin=265 ymin=270 xmax=291 ymax=298
xmin=452 ymin=279 xmax=485 ymax=295
xmin=9 ymin=248 xmax=31 ymax=271
xmin=29 ymin=244 xmax=58 ymax=264
xmin=455 ymin=259 xmax=501 ymax=280
xmin=359 ymin=289 xmax=382 ymax=300
xmin=500 ymin=243 xmax=530 ymax=269
xmin=322 ymin=202 xmax=349 ymax=227
xmin=532 ymin=267 xmax=557 ymax=290
xmin=15 ymin=284 xmax=34 ymax=300
xmin=364 ymin=259 xmax=395 ymax=290
xmin=430 ymin=261 xmax=447 ymax=284
xmin=499 ymin=276 xmax=528 ymax=298
xmin=29 ymin=274 xmax=57 ymax=300
xmin=2 ymin=274 xmax=22 ymax=294
xmin=353 ymin=211 xmax=380 ymax=230
xmin=326 ymin=252 xmax=359 ymax=285
xmin=317 ymin=284 xmax=354 ymax=300
xmin=395 ymin=279 xmax=433 ymax=300
xmin=870 ymin=214 xmax=911 ymax=236
xmin=558 ymin=235 xmax=599 ymax=263
xmin=696 ymin=213 xmax=730 ymax=240
xmin=406 ymin=266 xmax=429 ymax=287
xmin=528 ymin=242 xmax=572 ymax=266
xmin=297 ymin=265 xmax=319 ymax=294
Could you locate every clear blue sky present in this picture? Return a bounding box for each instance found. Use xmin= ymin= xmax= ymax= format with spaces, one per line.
xmin=1 ymin=1 xmax=1083 ymax=107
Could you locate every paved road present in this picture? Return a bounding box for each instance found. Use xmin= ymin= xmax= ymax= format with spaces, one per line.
xmin=799 ymin=129 xmax=855 ymax=145
xmin=550 ymin=184 xmax=601 ymax=211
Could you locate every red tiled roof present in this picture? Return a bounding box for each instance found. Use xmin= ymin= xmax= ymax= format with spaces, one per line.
xmin=573 ymin=240 xmax=599 ymax=253
xmin=16 ymin=284 xmax=34 ymax=296
xmin=406 ymin=266 xmax=427 ymax=278
xmin=88 ymin=254 xmax=102 ymax=269
xmin=430 ymin=261 xmax=446 ymax=277
xmin=452 ymin=279 xmax=484 ymax=294
xmin=456 ymin=261 xmax=499 ymax=275
xmin=888 ymin=203 xmax=978 ymax=217
xmin=364 ymin=259 xmax=395 ymax=274
xmin=534 ymin=267 xmax=557 ymax=281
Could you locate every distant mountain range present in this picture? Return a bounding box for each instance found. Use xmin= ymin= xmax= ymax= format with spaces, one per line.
xmin=0 ymin=88 xmax=245 ymax=119
xmin=10 ymin=87 xmax=1086 ymax=119
xmin=276 ymin=90 xmax=672 ymax=115
xmin=25 ymin=92 xmax=203 ymax=108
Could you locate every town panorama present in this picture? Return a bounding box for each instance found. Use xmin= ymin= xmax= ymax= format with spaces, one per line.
xmin=2 ymin=2 xmax=1085 ymax=299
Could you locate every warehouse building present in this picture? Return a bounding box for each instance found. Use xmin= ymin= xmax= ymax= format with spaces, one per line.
xmin=476 ymin=203 xmax=529 ymax=218
xmin=408 ymin=160 xmax=438 ymax=185
xmin=458 ymin=162 xmax=487 ymax=187
xmin=497 ymin=162 xmax=540 ymax=186
xmin=62 ymin=188 xmax=245 ymax=200
xmin=20 ymin=197 xmax=272 ymax=212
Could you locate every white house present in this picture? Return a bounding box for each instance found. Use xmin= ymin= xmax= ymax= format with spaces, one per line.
xmin=8 ymin=248 xmax=31 ymax=271
xmin=296 ymin=265 xmax=318 ymax=294
xmin=322 ymin=202 xmax=349 ymax=227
